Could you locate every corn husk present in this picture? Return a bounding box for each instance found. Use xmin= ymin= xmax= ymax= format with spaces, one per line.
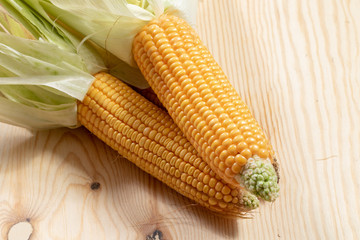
xmin=39 ymin=0 xmax=198 ymax=68
xmin=0 ymin=1 xmax=103 ymax=128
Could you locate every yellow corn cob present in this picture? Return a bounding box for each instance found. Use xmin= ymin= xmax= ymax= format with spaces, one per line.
xmin=77 ymin=72 xmax=259 ymax=216
xmin=132 ymin=15 xmax=279 ymax=201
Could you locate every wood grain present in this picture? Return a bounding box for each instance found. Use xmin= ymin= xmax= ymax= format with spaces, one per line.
xmin=0 ymin=0 xmax=359 ymax=239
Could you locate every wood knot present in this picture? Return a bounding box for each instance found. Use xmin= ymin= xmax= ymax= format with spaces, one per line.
xmin=8 ymin=221 xmax=33 ymax=240
xmin=146 ymin=230 xmax=163 ymax=240
xmin=90 ymin=182 xmax=101 ymax=190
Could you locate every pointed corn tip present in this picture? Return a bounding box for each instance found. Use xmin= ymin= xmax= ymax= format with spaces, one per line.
xmin=239 ymin=190 xmax=260 ymax=210
xmin=236 ymin=156 xmax=280 ymax=202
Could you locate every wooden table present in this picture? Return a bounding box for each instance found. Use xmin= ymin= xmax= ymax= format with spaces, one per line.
xmin=1 ymin=0 xmax=359 ymax=239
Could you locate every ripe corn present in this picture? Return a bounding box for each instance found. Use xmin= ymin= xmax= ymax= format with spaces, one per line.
xmin=132 ymin=15 xmax=279 ymax=201
xmin=77 ymin=72 xmax=259 ymax=215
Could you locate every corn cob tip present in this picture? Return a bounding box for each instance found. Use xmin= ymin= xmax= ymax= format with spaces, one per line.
xmin=239 ymin=190 xmax=260 ymax=210
xmin=236 ymin=156 xmax=279 ymax=202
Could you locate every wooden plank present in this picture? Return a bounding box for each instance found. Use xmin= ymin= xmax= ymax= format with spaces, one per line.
xmin=0 ymin=0 xmax=359 ymax=239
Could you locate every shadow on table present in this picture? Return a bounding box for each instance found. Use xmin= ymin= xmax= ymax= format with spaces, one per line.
xmin=2 ymin=126 xmax=246 ymax=239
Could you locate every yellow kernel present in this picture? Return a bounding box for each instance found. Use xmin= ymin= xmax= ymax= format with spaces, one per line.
xmin=208 ymin=197 xmax=217 ymax=206
xmin=246 ymin=137 xmax=257 ymax=145
xmin=188 ymin=166 xmax=195 ymax=175
xmin=208 ymin=178 xmax=216 ymax=188
xmin=241 ymin=148 xmax=252 ymax=159
xmin=219 ymin=150 xmax=228 ymax=161
xmin=160 ymin=160 xmax=166 ymax=169
xmin=193 ymin=169 xmax=200 ymax=178
xmin=180 ymin=173 xmax=187 ymax=182
xmin=258 ymin=148 xmax=270 ymax=158
xmin=190 ymin=188 xmax=197 ymax=197
xmin=218 ymin=162 xmax=226 ymax=171
xmin=257 ymin=141 xmax=267 ymax=148
xmin=215 ymin=192 xmax=223 ymax=200
xmin=231 ymin=163 xmax=242 ymax=174
xmin=164 ymin=163 xmax=171 ymax=173
xmin=222 ymin=186 xmax=231 ymax=195
xmin=218 ymin=202 xmax=227 ymax=209
xmin=186 ymin=176 xmax=193 ymax=184
xmin=196 ymin=182 xmax=204 ymax=191
xmin=218 ymin=132 xmax=229 ymax=142
xmin=226 ymin=123 xmax=237 ymax=132
xmin=213 ymin=156 xmax=220 ymax=167
xmin=225 ymin=156 xmax=235 ymax=167
xmin=237 ymin=141 xmax=248 ymax=152
xmin=203 ymin=185 xmax=209 ymax=194
xmin=191 ymin=179 xmax=198 ymax=188
xmin=207 ymin=117 xmax=218 ymax=128
xmin=235 ymin=154 xmax=247 ymax=165
xmin=208 ymin=152 xmax=220 ymax=162
xmin=214 ymin=182 xmax=223 ymax=192
xmin=230 ymin=129 xmax=242 ymax=139
xmin=215 ymin=127 xmax=226 ymax=138
xmin=197 ymin=172 xmax=204 ymax=182
xmin=214 ymin=107 xmax=224 ymax=116
xmin=225 ymin=168 xmax=234 ymax=178
xmin=198 ymin=162 xmax=207 ymax=171
xmin=231 ymin=189 xmax=239 ymax=197
xmin=223 ymin=195 xmax=232 ymax=203
xmin=217 ymin=113 xmax=228 ymax=122
xmin=183 ymin=163 xmax=190 ymax=172
xmin=201 ymin=194 xmax=209 ymax=202
xmin=194 ymin=191 xmax=201 ymax=201
xmin=203 ymin=175 xmax=210 ymax=184
xmin=176 ymin=179 xmax=185 ymax=189
xmin=255 ymin=134 xmax=265 ymax=140
xmin=208 ymin=188 xmax=216 ymax=197
xmin=222 ymin=138 xmax=232 ymax=148
xmin=240 ymin=125 xmax=251 ymax=133
xmin=249 ymin=144 xmax=260 ymax=154
xmin=169 ymin=167 xmax=175 ymax=175
xmin=227 ymin=144 xmax=237 ymax=155
xmin=179 ymin=161 xmax=186 ymax=172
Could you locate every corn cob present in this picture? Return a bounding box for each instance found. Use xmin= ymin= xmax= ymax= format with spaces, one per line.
xmin=77 ymin=72 xmax=259 ymax=215
xmin=132 ymin=15 xmax=279 ymax=201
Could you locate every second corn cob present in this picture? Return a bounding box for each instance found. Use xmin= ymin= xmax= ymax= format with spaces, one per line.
xmin=77 ymin=72 xmax=259 ymax=216
xmin=133 ymin=15 xmax=279 ymax=201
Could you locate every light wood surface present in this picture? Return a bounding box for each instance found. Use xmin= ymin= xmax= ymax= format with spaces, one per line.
xmin=1 ymin=0 xmax=359 ymax=239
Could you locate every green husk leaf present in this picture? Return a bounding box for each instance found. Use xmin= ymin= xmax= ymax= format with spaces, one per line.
xmin=0 ymin=32 xmax=94 ymax=129
xmin=0 ymin=8 xmax=35 ymax=39
xmin=0 ymin=95 xmax=78 ymax=129
xmin=0 ymin=33 xmax=94 ymax=100
xmin=37 ymin=0 xmax=198 ymax=88
xmin=0 ymin=1 xmax=103 ymax=129
xmin=0 ymin=0 xmax=106 ymax=74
